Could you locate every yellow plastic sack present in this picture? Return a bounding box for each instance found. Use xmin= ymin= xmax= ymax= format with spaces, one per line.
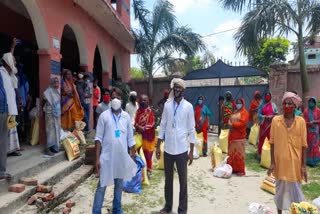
xmin=156 ymin=141 xmax=165 ymax=170
xmin=134 ymin=134 xmax=142 ymax=150
xmin=290 ymin=202 xmax=319 ymax=214
xmin=248 ymin=124 xmax=260 ymax=145
xmin=62 ymin=134 xmax=80 ymax=161
xmin=260 ymin=175 xmax=275 ymax=195
xmin=210 ymin=144 xmax=223 ymax=169
xmin=73 ymin=121 xmax=86 ymax=145
xmin=196 ymin=132 xmax=204 ymax=156
xmin=139 ymin=149 xmax=150 ymax=185
xmin=30 ymin=117 xmax=39 ymax=146
xmin=260 ymin=138 xmax=271 ymax=168
xmin=219 ymin=129 xmax=229 ymax=153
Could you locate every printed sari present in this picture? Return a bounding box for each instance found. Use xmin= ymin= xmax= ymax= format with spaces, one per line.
xmin=304 ymin=97 xmax=320 ymax=167
xmin=195 ymin=104 xmax=212 ymax=155
xmin=257 ymin=100 xmax=278 ymax=156
xmin=134 ymin=107 xmax=156 ymax=170
xmin=227 ymin=98 xmax=249 ymax=175
xmin=61 ymin=78 xmax=84 ymax=130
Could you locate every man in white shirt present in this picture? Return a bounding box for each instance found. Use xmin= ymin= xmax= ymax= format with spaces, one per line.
xmin=125 ymin=91 xmax=139 ymax=126
xmin=156 ymin=78 xmax=196 ymax=214
xmin=92 ymin=88 xmax=137 ymax=214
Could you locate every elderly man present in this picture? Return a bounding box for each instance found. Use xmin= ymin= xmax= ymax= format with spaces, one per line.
xmin=93 ymin=87 xmax=137 ymax=214
xmin=268 ymin=91 xmax=307 ymax=214
xmin=125 ymin=91 xmax=139 ymax=126
xmin=0 ymin=53 xmax=20 ymax=156
xmin=156 ymin=78 xmax=196 ymax=214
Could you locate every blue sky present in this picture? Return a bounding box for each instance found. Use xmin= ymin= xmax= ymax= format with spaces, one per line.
xmin=130 ymin=0 xmax=294 ymax=70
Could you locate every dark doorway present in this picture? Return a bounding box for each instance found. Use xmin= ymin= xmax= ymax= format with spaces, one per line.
xmin=93 ymin=47 xmax=102 ymax=88
xmin=60 ymin=25 xmax=80 ymax=73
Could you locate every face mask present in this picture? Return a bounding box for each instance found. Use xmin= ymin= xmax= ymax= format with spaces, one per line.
xmin=103 ymin=95 xmax=110 ymax=103
xmin=255 ymin=94 xmax=261 ymax=99
xmin=198 ymin=100 xmax=203 ymax=105
xmin=308 ymin=102 xmax=316 ymax=109
xmin=86 ymin=80 xmax=90 ymax=83
xmin=283 ymin=106 xmax=295 ymax=114
xmin=111 ymin=98 xmax=121 ymax=111
xmin=174 ymin=89 xmax=182 ymax=98
xmin=130 ymin=96 xmax=136 ymax=102
xmin=265 ymin=95 xmax=271 ymax=102
xmin=236 ymin=104 xmax=243 ymax=110
xmin=226 ymin=95 xmax=231 ymax=101
xmin=140 ymin=101 xmax=147 ymax=108
xmin=53 ymin=83 xmax=59 ymax=89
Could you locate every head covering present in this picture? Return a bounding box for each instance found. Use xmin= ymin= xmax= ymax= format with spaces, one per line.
xmin=168 ymin=78 xmax=186 ymax=100
xmin=308 ymin=96 xmax=317 ymax=103
xmin=282 ymin=91 xmax=302 ymax=108
xmin=254 ymin=91 xmax=261 ymax=96
xmin=2 ymin=53 xmax=17 ymax=74
xmin=129 ymin=91 xmax=137 ymax=97
xmin=170 ymin=78 xmax=186 ymax=89
xmin=78 ymin=73 xmax=84 ymax=79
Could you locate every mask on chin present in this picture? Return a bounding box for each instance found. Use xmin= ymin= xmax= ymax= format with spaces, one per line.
xmin=173 ymin=89 xmax=182 ymax=98
xmin=111 ymin=98 xmax=122 ymax=111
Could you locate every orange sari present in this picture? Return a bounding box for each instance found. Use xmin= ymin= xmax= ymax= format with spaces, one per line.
xmin=227 ymin=98 xmax=249 ymax=174
xmin=61 ymin=78 xmax=84 ymax=130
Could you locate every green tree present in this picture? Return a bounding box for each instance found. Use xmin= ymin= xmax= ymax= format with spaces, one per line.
xmin=132 ymin=0 xmax=206 ymax=98
xmin=220 ymin=0 xmax=320 ymax=100
xmin=247 ymin=37 xmax=290 ymax=72
xmin=130 ymin=67 xmax=144 ymax=79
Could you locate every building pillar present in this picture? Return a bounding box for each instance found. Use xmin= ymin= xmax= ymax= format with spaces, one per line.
xmin=102 ymin=71 xmax=109 ymax=89
xmin=37 ymin=50 xmax=59 ymax=145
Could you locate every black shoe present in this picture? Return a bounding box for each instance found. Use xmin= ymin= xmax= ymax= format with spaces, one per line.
xmin=8 ymin=151 xmax=22 ymax=156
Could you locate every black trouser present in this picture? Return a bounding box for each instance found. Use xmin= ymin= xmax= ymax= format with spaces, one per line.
xmin=164 ymin=151 xmax=188 ymax=214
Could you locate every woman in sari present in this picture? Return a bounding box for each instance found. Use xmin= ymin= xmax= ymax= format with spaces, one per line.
xmin=195 ymin=95 xmax=212 ymax=156
xmin=61 ymin=69 xmax=84 ymax=130
xmin=43 ymin=77 xmax=61 ymax=156
xmin=249 ymin=91 xmax=262 ymax=125
xmin=304 ymin=97 xmax=320 ymax=167
xmin=227 ymin=98 xmax=249 ymax=176
xmin=222 ymin=91 xmax=236 ymax=129
xmin=135 ymin=94 xmax=156 ymax=173
xmin=257 ymin=92 xmax=278 ymax=157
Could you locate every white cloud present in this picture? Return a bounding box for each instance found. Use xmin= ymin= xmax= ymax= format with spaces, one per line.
xmin=168 ymin=0 xmax=211 ymax=14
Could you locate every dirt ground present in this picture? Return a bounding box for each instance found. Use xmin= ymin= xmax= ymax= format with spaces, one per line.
xmin=50 ymin=135 xmax=279 ymax=214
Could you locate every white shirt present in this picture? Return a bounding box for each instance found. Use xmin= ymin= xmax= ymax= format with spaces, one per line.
xmin=125 ymin=102 xmax=139 ymax=125
xmin=0 ymin=67 xmax=17 ymax=115
xmin=95 ymin=109 xmax=137 ymax=187
xmin=95 ymin=102 xmax=110 ymax=114
xmin=158 ymin=98 xmax=196 ymax=155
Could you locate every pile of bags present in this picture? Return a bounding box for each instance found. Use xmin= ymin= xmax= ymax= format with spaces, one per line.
xmin=260 ymin=175 xmax=275 ymax=195
xmin=290 ymin=202 xmax=319 ymax=214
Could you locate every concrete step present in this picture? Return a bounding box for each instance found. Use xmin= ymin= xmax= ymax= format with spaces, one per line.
xmin=0 ymin=145 xmax=67 ymax=194
xmin=0 ymin=156 xmax=86 ymax=214
xmin=15 ymin=164 xmax=93 ymax=214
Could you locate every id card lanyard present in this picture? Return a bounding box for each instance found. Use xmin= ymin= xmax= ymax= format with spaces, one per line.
xmin=112 ymin=111 xmax=121 ymax=138
xmin=172 ymin=101 xmax=179 ymax=128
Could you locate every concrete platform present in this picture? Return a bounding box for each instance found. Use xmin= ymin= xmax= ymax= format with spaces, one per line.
xmin=0 ymin=145 xmax=67 ymax=194
xmin=0 ymin=143 xmax=92 ymax=214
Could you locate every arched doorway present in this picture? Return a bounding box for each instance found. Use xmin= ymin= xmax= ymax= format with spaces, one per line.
xmin=93 ymin=46 xmax=102 ymax=88
xmin=60 ymin=25 xmax=80 ymax=73
xmin=0 ymin=0 xmax=40 ymax=144
xmin=112 ymin=56 xmax=121 ymax=81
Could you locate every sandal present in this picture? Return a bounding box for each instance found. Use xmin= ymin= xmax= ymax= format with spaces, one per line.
xmin=0 ymin=173 xmax=12 ymax=181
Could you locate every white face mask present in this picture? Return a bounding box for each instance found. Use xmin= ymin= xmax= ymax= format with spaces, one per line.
xmin=111 ymin=98 xmax=122 ymax=111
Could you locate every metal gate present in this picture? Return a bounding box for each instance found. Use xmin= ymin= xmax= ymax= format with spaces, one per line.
xmin=184 ymin=84 xmax=269 ymax=125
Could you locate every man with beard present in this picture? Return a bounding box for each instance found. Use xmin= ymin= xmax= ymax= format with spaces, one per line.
xmin=156 ymin=78 xmax=196 ymax=214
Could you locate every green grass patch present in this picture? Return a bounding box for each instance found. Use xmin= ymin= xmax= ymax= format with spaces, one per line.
xmin=302 ymin=182 xmax=320 ymax=200
xmin=245 ymin=144 xmax=266 ymax=173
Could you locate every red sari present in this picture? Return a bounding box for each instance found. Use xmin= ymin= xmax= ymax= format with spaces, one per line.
xmin=227 ymin=98 xmax=249 ymax=175
xmin=249 ymin=91 xmax=261 ymax=124
xmin=195 ymin=104 xmax=211 ymax=155
xmin=134 ymin=106 xmax=156 ymax=170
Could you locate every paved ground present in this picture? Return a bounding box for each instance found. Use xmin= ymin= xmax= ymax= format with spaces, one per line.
xmin=49 ymin=135 xmax=278 ymax=214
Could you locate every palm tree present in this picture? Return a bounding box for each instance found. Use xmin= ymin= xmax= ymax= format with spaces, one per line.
xmin=132 ymin=0 xmax=206 ymax=99
xmin=220 ymin=0 xmax=320 ymax=100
